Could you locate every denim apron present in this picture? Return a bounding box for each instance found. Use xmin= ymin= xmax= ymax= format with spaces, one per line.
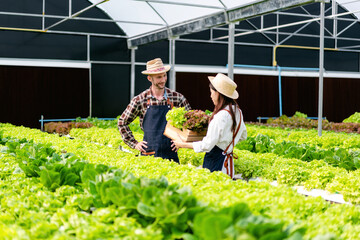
xmin=142 ymin=96 xmax=179 ymax=163
xmin=202 ymin=108 xmax=242 ymax=179
xmin=203 ymin=145 xmax=226 ymax=173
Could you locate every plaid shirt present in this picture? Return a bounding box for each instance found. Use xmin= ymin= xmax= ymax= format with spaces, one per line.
xmin=118 ymin=87 xmax=191 ymax=148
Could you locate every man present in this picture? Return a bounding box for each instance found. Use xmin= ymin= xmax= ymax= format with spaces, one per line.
xmin=118 ymin=58 xmax=191 ymax=163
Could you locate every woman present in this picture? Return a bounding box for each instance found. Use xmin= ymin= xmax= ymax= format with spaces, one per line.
xmin=173 ymin=73 xmax=247 ymax=179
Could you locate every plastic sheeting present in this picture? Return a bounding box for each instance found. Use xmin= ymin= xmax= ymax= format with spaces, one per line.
xmin=337 ymin=0 xmax=360 ymax=19
xmin=88 ymin=0 xmax=262 ymax=37
xmin=88 ymin=0 xmax=360 ymax=39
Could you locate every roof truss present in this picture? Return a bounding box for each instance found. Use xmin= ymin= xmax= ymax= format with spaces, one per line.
xmin=127 ymin=0 xmax=326 ymax=47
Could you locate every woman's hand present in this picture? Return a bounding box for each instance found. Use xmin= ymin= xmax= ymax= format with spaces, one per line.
xmin=171 ymin=140 xmax=179 ymax=152
xmin=172 ymin=133 xmax=185 ymax=150
xmin=172 ymin=140 xmax=182 ymax=150
xmin=172 ymin=138 xmax=194 ymax=150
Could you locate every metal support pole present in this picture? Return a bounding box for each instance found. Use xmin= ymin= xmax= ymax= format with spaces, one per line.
xmin=87 ymin=34 xmax=92 ymax=117
xmin=69 ymin=0 xmax=72 ymax=16
xmin=87 ymin=35 xmax=90 ymax=62
xmin=278 ymin=66 xmax=283 ymax=116
xmin=276 ymin=13 xmax=279 ymax=44
xmin=42 ymin=0 xmax=45 ymax=30
xmin=227 ymin=22 xmax=235 ymax=80
xmin=41 ymin=115 xmax=44 ymax=131
xmin=169 ymin=38 xmax=176 ymax=90
xmin=332 ymin=0 xmax=337 ymax=48
xmin=130 ymin=47 xmax=137 ymax=100
xmin=89 ymin=66 xmax=92 ymax=117
xmin=318 ymin=2 xmax=325 ymax=136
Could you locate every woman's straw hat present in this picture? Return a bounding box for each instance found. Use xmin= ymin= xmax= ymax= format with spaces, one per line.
xmin=208 ymin=73 xmax=239 ymax=99
xmin=141 ymin=58 xmax=171 ymax=75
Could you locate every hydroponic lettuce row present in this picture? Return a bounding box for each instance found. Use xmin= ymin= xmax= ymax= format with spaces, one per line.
xmin=250 ymin=111 xmax=360 ymax=134
xmin=236 ymin=133 xmax=360 ymax=171
xmin=69 ymin=123 xmax=360 ymax=204
xmin=166 ymin=107 xmax=210 ymax=132
xmin=0 ymin=132 xmax=305 ymax=239
xmin=4 ymin=123 xmax=360 ymax=239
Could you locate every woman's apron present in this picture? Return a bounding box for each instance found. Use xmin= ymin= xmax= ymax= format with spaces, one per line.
xmin=142 ymin=98 xmax=179 ymax=163
xmin=202 ymin=109 xmax=242 ymax=179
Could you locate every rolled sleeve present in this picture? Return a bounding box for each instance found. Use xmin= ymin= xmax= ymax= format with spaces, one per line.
xmin=118 ymin=98 xmax=141 ymax=148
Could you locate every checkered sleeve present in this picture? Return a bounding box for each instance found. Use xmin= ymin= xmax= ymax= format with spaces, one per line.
xmin=118 ymin=97 xmax=141 ymax=149
xmin=170 ymin=90 xmax=191 ymax=111
xmin=180 ymin=95 xmax=191 ymax=111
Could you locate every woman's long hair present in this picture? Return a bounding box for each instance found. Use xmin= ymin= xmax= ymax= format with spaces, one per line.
xmin=209 ymin=83 xmax=239 ymax=132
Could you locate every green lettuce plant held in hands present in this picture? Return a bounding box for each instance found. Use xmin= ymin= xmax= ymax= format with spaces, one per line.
xmin=166 ymin=107 xmax=187 ymax=130
xmin=166 ymin=107 xmax=210 ymax=132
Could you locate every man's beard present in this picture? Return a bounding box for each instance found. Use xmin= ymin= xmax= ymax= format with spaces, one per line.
xmin=154 ymin=82 xmax=165 ymax=89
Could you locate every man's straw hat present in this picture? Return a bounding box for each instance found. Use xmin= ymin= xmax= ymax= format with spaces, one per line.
xmin=208 ymin=73 xmax=239 ymax=99
xmin=141 ymin=58 xmax=171 ymax=75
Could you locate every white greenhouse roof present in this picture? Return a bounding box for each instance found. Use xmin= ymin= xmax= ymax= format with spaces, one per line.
xmin=90 ymin=0 xmax=262 ymax=37
xmin=89 ymin=0 xmax=336 ymax=47
xmin=337 ymin=0 xmax=360 ymax=19
xmin=1 ymin=0 xmax=359 ymax=48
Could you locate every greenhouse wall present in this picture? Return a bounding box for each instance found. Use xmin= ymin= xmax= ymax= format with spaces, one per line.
xmin=0 ymin=65 xmax=89 ymax=128
xmin=176 ymin=72 xmax=360 ymax=122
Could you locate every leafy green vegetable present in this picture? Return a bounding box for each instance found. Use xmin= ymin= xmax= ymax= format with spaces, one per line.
xmin=343 ymin=112 xmax=360 ymax=123
xmin=293 ymin=111 xmax=308 ymax=118
xmin=166 ymin=107 xmax=187 ymax=130
xmin=183 ymin=110 xmax=210 ymax=133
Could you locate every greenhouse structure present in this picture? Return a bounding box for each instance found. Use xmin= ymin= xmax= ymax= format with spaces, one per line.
xmin=1 ymin=0 xmax=360 ymax=239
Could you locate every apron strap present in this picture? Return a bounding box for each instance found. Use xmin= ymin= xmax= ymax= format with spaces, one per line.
xmin=223 ymin=108 xmax=242 ymax=153
xmin=222 ymin=107 xmax=242 ymax=179
xmin=166 ymin=98 xmax=174 ymax=109
xmin=146 ymin=97 xmax=173 ymax=109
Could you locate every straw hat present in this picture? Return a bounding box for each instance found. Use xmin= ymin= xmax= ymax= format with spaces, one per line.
xmin=208 ymin=73 xmax=239 ymax=99
xmin=141 ymin=58 xmax=171 ymax=75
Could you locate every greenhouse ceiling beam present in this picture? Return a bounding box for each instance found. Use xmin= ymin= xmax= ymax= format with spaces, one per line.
xmin=45 ymin=29 xmax=127 ymax=38
xmin=45 ymin=0 xmax=109 ymax=31
xmin=134 ymin=0 xmax=225 ymax=10
xmin=299 ymin=5 xmax=333 ymax=36
xmin=218 ymin=0 xmax=227 ymax=9
xmin=128 ymin=0 xmax=324 ymax=47
xmin=340 ymin=44 xmax=360 ymax=49
xmin=212 ymin=27 xmax=360 ymax=43
xmin=278 ymin=18 xmax=314 ymax=45
xmin=245 ymin=19 xmax=276 ymax=45
xmin=177 ymin=36 xmax=360 ymax=53
xmin=215 ymin=6 xmax=360 ymax=40
xmin=0 ymin=11 xmax=164 ymax=27
xmin=276 ymin=4 xmax=333 ymax=45
xmin=277 ymin=10 xmax=360 ymax=23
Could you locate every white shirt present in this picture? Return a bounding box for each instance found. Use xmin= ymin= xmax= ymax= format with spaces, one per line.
xmin=193 ymin=105 xmax=247 ymax=154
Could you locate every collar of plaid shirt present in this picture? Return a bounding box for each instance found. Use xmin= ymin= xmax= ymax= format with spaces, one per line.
xmin=148 ymin=87 xmax=168 ymax=100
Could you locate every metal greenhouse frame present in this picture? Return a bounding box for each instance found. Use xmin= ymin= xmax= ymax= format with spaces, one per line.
xmin=1 ymin=0 xmax=360 ymax=135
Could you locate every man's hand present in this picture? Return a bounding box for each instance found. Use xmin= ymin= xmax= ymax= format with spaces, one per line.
xmin=135 ymin=141 xmax=148 ymax=153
